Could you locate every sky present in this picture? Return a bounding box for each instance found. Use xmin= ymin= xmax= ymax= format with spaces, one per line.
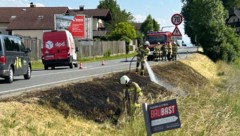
xmin=0 ymin=0 xmax=191 ymax=43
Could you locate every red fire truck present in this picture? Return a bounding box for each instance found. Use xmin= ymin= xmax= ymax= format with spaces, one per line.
xmin=146 ymin=31 xmax=172 ymax=60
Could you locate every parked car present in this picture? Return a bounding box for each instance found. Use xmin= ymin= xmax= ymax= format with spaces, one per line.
xmin=0 ymin=34 xmax=32 ymax=83
xmin=41 ymin=30 xmax=78 ymax=70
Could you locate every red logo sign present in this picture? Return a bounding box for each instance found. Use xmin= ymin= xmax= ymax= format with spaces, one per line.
xmin=69 ymin=15 xmax=85 ymax=38
xmin=147 ymin=99 xmax=181 ymax=133
xmin=150 ymin=104 xmax=177 ymax=120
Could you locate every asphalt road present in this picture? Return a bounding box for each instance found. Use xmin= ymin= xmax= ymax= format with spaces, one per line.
xmin=0 ymin=46 xmax=198 ymax=96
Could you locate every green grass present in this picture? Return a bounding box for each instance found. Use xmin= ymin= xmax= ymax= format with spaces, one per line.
xmin=119 ymin=61 xmax=240 ymax=136
xmin=31 ymin=53 xmax=136 ymax=70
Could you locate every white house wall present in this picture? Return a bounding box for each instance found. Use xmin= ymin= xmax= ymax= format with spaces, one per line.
xmin=0 ymin=23 xmax=9 ymax=34
xmin=92 ymin=18 xmax=98 ymax=31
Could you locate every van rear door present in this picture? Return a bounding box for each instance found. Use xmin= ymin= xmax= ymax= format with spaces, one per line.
xmin=42 ymin=31 xmax=69 ymax=60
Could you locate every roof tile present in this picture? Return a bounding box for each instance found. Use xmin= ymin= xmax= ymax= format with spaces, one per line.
xmin=0 ymin=7 xmax=68 ymax=30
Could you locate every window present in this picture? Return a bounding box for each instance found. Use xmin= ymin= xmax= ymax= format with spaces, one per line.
xmin=4 ymin=37 xmax=20 ymax=51
xmin=19 ymin=41 xmax=25 ymax=52
xmin=0 ymin=40 xmax=2 ymax=51
xmin=147 ymin=35 xmax=167 ymax=44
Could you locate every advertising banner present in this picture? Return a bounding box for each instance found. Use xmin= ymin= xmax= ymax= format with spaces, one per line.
xmin=54 ymin=14 xmax=92 ymax=39
xmin=68 ymin=15 xmax=85 ymax=39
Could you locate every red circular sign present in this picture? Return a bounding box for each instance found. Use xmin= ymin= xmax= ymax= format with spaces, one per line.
xmin=171 ymin=14 xmax=183 ymax=26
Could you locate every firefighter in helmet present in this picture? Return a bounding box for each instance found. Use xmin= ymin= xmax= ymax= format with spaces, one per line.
xmin=172 ymin=41 xmax=178 ymax=61
xmin=161 ymin=42 xmax=167 ymax=61
xmin=154 ymin=42 xmax=162 ymax=61
xmin=136 ymin=41 xmax=150 ymax=76
xmin=120 ymin=75 xmax=143 ymax=116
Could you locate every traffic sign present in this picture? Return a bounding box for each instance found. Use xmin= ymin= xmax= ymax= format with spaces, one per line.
xmin=171 ymin=36 xmax=182 ymax=41
xmin=172 ymin=27 xmax=182 ymax=36
xmin=171 ymin=14 xmax=183 ymax=26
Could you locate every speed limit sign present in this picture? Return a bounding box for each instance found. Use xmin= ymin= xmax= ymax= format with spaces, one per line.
xmin=171 ymin=14 xmax=183 ymax=26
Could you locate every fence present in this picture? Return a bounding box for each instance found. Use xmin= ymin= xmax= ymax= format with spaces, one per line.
xmin=77 ymin=40 xmax=126 ymax=58
xmin=20 ymin=36 xmax=42 ymax=61
xmin=20 ymin=36 xmax=127 ymax=61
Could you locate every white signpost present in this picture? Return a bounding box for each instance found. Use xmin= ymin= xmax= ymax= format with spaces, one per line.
xmin=171 ymin=13 xmax=183 ymax=42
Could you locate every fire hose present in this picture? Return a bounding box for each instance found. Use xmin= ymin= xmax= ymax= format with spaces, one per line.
xmin=129 ymin=55 xmax=137 ymax=73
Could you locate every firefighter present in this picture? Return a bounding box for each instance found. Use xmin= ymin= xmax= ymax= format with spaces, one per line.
xmin=153 ymin=42 xmax=161 ymax=61
xmin=120 ymin=75 xmax=143 ymax=117
xmin=136 ymin=41 xmax=150 ymax=76
xmin=172 ymin=41 xmax=178 ymax=61
xmin=167 ymin=41 xmax=173 ymax=61
xmin=161 ymin=42 xmax=167 ymax=61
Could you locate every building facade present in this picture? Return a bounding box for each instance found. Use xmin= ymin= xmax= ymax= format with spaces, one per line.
xmin=0 ymin=3 xmax=112 ymax=41
xmin=227 ymin=8 xmax=240 ymax=35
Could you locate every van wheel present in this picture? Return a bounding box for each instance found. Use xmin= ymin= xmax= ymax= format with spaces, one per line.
xmin=74 ymin=63 xmax=78 ymax=68
xmin=69 ymin=63 xmax=73 ymax=69
xmin=24 ymin=65 xmax=31 ymax=79
xmin=5 ymin=67 xmax=14 ymax=83
xmin=44 ymin=65 xmax=48 ymax=70
xmin=51 ymin=66 xmax=55 ymax=69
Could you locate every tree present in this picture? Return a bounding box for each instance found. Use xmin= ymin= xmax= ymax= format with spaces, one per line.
xmin=108 ymin=22 xmax=137 ymax=40
xmin=97 ymin=0 xmax=133 ymax=33
xmin=222 ymin=0 xmax=240 ymax=10
xmin=153 ymin=19 xmax=160 ymax=31
xmin=181 ymin=0 xmax=196 ymax=44
xmin=140 ymin=15 xmax=160 ymax=36
xmin=108 ymin=22 xmax=137 ymax=61
xmin=181 ymin=0 xmax=240 ymax=62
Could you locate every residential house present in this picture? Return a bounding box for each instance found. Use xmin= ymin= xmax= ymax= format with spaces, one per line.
xmin=132 ymin=22 xmax=142 ymax=34
xmin=0 ymin=6 xmax=68 ymax=40
xmin=0 ymin=3 xmax=112 ymax=40
xmin=68 ymin=6 xmax=112 ymax=38
xmin=227 ymin=7 xmax=240 ymax=35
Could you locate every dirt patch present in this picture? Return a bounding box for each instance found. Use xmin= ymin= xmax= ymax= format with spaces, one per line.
xmin=152 ymin=61 xmax=208 ymax=92
xmin=0 ymin=53 xmax=211 ymax=123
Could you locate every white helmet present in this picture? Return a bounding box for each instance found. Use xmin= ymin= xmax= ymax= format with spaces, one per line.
xmin=144 ymin=41 xmax=150 ymax=46
xmin=120 ymin=75 xmax=130 ymax=85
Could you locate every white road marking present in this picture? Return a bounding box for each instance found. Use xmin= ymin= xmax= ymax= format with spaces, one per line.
xmin=0 ymin=69 xmax=126 ymax=95
xmin=32 ymin=62 xmax=130 ymax=77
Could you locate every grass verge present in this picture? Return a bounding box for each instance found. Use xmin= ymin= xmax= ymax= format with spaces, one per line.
xmin=1 ymin=53 xmax=240 ymax=135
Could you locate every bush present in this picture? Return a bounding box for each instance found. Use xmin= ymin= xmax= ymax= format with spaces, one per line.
xmin=104 ymin=49 xmax=111 ymax=58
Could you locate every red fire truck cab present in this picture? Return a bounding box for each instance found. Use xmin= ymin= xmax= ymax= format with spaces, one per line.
xmin=146 ymin=31 xmax=172 ymax=60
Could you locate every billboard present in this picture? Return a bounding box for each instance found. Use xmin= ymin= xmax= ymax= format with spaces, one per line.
xmin=68 ymin=15 xmax=85 ymax=39
xmin=54 ymin=14 xmax=92 ymax=39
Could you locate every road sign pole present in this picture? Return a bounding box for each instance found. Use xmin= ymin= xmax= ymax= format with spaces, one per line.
xmin=142 ymin=103 xmax=152 ymax=136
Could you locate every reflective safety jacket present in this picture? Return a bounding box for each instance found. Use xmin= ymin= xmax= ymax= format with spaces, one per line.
xmin=136 ymin=46 xmax=150 ymax=59
xmin=128 ymin=82 xmax=143 ymax=97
